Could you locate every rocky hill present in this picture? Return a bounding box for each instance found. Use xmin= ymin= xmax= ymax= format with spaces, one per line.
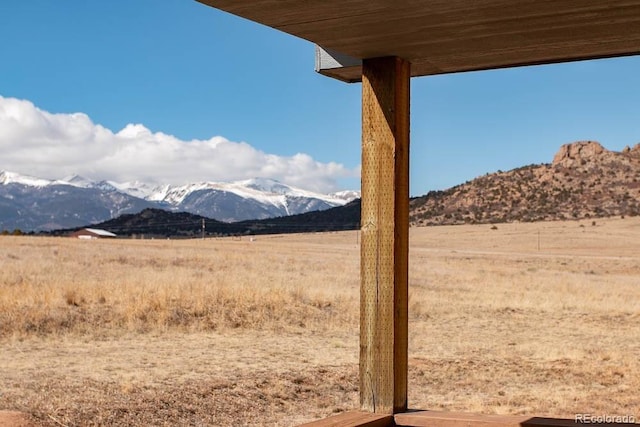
xmin=410 ymin=141 xmax=640 ymax=225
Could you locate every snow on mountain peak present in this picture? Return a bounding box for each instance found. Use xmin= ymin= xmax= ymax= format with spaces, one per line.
xmin=0 ymin=170 xmax=360 ymax=225
xmin=241 ymin=178 xmax=291 ymax=194
xmin=107 ymin=180 xmax=159 ymax=199
xmin=57 ymin=174 xmax=95 ymax=188
xmin=143 ymin=177 xmax=358 ymax=210
xmin=0 ymin=170 xmax=52 ymax=187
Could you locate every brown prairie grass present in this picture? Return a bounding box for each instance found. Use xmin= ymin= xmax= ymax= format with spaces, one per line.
xmin=0 ymin=236 xmax=358 ymax=337
xmin=1 ymin=218 xmax=640 ymax=425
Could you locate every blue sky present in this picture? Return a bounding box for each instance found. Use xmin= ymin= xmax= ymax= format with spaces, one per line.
xmin=1 ymin=1 xmax=640 ymax=195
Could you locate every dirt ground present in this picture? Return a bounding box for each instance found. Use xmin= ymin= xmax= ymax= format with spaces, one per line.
xmin=1 ymin=332 xmax=359 ymax=426
xmin=0 ymin=411 xmax=33 ymax=426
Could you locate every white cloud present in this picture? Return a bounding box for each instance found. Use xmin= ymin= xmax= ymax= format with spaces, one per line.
xmin=0 ymin=95 xmax=359 ymax=193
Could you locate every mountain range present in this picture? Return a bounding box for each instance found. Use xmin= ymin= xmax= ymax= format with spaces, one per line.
xmin=80 ymin=140 xmax=640 ymax=237
xmin=4 ymin=140 xmax=640 ymax=234
xmin=0 ymin=172 xmax=358 ymax=232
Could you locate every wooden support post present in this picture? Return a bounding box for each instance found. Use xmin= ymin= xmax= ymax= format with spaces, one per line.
xmin=360 ymin=56 xmax=410 ymax=414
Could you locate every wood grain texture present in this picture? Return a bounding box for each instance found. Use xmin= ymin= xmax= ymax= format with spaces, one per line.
xmin=394 ymin=411 xmax=638 ymax=427
xmin=360 ymin=57 xmax=410 ymax=414
xmin=197 ymin=0 xmax=640 ymax=81
xmin=298 ymin=410 xmax=393 ymax=427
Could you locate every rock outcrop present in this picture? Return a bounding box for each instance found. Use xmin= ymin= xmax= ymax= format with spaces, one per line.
xmin=552 ymin=141 xmax=607 ymax=167
xmin=628 ymin=143 xmax=640 ymax=157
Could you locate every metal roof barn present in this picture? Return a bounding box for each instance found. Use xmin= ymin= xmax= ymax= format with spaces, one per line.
xmin=70 ymin=228 xmax=117 ymax=239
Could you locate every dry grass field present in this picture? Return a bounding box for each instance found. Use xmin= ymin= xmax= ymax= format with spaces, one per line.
xmin=1 ymin=217 xmax=639 ymax=426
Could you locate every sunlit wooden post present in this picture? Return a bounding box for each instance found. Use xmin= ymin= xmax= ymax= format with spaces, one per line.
xmin=360 ymin=56 xmax=410 ymax=414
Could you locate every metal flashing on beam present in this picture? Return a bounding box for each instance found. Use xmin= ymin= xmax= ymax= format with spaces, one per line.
xmin=315 ymin=46 xmax=362 ymax=83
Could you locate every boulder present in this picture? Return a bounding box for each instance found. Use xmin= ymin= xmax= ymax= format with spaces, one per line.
xmin=552 ymin=141 xmax=606 ymax=167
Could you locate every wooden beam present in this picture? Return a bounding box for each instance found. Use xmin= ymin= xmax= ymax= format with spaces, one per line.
xmin=360 ymin=56 xmax=410 ymax=414
xmin=298 ymin=411 xmax=394 ymax=427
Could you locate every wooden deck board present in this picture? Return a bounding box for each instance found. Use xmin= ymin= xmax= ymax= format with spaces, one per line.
xmin=394 ymin=411 xmax=638 ymax=427
xmin=299 ymin=410 xmax=394 ymax=427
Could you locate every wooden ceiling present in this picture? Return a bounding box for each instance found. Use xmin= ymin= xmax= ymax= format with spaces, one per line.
xmin=197 ymin=0 xmax=640 ymax=82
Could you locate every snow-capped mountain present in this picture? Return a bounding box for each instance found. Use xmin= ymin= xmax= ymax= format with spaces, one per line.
xmin=0 ymin=171 xmax=360 ymax=231
xmin=58 ymin=174 xmax=95 ymax=188
xmin=0 ymin=171 xmax=52 ymax=187
xmin=106 ymin=180 xmax=158 ymax=200
xmin=0 ymin=171 xmax=158 ymax=232
xmin=145 ymin=178 xmax=354 ymax=222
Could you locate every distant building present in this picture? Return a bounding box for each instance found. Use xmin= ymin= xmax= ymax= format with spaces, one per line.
xmin=70 ymin=228 xmax=117 ymax=239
